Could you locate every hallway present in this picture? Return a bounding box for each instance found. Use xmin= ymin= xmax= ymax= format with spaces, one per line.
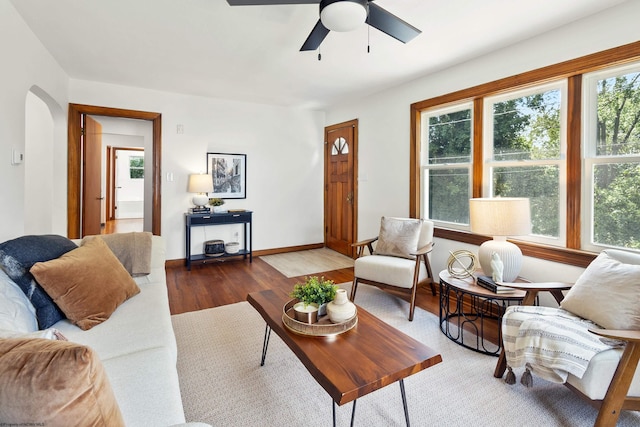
xmin=102 ymin=218 xmax=143 ymax=234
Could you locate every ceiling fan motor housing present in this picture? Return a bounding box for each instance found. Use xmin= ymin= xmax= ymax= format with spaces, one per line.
xmin=320 ymin=0 xmax=368 ymax=32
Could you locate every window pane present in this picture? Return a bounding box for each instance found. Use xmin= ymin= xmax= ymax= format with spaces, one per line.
xmin=426 ymin=168 xmax=470 ymax=224
xmin=493 ymin=165 xmax=559 ymax=237
xmin=596 ymin=72 xmax=640 ymax=156
xmin=427 ymin=109 xmax=471 ymax=164
xmin=130 ymin=156 xmax=144 ymax=179
xmin=492 ymin=90 xmax=561 ymax=161
xmin=593 ymin=163 xmax=640 ymax=249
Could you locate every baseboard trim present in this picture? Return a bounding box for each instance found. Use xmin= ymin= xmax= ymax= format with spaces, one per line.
xmin=165 ymin=243 xmax=326 ymax=268
xmin=254 ymin=243 xmax=324 ymax=257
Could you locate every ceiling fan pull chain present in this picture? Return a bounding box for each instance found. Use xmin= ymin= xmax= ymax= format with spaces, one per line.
xmin=367 ymin=23 xmax=370 ymax=53
xmin=318 ymin=46 xmax=322 ymax=61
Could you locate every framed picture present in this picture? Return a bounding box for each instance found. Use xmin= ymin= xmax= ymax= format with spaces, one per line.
xmin=206 ymin=152 xmax=247 ymax=199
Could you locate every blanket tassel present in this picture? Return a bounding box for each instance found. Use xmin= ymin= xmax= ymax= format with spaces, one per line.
xmin=505 ymin=366 xmax=516 ymax=385
xmin=521 ymin=367 xmax=533 ymax=388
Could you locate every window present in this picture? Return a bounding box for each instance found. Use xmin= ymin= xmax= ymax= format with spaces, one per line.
xmin=484 ymin=82 xmax=567 ymax=246
xmin=420 ymin=103 xmax=473 ymax=228
xmin=583 ymin=63 xmax=640 ymax=251
xmin=129 ymin=155 xmax=144 ymax=179
xmin=411 ymin=41 xmax=640 ymax=264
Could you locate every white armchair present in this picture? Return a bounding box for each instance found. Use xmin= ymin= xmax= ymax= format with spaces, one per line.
xmin=498 ymin=248 xmax=640 ymax=427
xmin=350 ymin=217 xmax=436 ymax=321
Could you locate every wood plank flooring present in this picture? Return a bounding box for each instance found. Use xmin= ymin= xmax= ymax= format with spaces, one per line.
xmin=165 ymin=255 xmax=499 ymax=345
xmin=166 ymin=257 xmax=437 ymax=315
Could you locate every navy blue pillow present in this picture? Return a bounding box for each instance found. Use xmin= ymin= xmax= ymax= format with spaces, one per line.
xmin=0 ymin=235 xmax=78 ymax=329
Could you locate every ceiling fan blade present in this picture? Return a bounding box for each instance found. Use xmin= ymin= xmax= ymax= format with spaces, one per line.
xmin=300 ymin=20 xmax=330 ymax=51
xmin=226 ymin=0 xmax=319 ymax=5
xmin=366 ymin=2 xmax=421 ymax=44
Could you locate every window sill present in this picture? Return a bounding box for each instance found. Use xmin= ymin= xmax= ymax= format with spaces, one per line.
xmin=434 ymin=228 xmax=596 ymax=268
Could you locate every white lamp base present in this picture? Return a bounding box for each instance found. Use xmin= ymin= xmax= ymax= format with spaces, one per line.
xmin=192 ymin=194 xmax=209 ymax=208
xmin=477 ymin=237 xmax=522 ymax=282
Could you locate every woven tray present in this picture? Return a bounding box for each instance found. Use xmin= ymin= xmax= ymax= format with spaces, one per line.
xmin=282 ymin=299 xmax=357 ymax=337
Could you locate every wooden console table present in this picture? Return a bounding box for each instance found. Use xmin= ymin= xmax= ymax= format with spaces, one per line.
xmin=185 ymin=211 xmax=252 ymax=270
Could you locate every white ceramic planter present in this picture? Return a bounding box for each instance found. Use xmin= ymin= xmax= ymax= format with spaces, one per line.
xmin=326 ymin=289 xmax=356 ymax=323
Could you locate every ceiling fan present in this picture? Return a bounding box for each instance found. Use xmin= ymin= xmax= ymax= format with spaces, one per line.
xmin=226 ymin=0 xmax=422 ymax=51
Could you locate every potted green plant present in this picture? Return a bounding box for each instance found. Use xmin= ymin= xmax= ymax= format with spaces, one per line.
xmin=208 ymin=198 xmax=225 ymax=213
xmin=289 ymin=276 xmax=337 ymax=323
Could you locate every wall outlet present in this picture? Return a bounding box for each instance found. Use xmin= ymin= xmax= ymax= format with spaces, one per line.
xmin=11 ymin=149 xmax=23 ymax=165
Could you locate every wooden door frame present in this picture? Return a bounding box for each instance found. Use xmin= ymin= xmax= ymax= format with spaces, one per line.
xmin=324 ymin=118 xmax=358 ymax=257
xmin=67 ymin=104 xmax=162 ymax=238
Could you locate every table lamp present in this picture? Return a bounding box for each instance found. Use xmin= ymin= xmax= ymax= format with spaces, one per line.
xmin=469 ymin=197 xmax=531 ymax=282
xmin=187 ymin=173 xmax=213 ymax=208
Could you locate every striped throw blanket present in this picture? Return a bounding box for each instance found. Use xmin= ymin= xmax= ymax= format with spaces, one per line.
xmin=502 ymin=305 xmax=622 ymax=383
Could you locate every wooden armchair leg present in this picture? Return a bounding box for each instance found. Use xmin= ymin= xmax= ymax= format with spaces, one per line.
xmin=350 ymin=279 xmax=359 ymax=301
xmin=595 ymin=341 xmax=640 ymax=427
xmin=494 ymin=349 xmax=508 ymax=378
xmin=409 ymin=285 xmax=417 ymax=321
xmin=429 ymin=280 xmax=437 ymax=296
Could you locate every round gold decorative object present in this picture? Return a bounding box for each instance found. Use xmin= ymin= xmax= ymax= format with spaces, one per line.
xmin=447 ymin=250 xmax=478 ymax=279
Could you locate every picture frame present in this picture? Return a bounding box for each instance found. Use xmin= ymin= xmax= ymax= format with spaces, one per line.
xmin=206 ymin=152 xmax=247 ymax=199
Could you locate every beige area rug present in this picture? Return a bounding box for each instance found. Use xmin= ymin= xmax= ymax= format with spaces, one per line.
xmin=171 ymin=284 xmax=640 ymax=427
xmin=259 ymin=248 xmax=354 ymax=278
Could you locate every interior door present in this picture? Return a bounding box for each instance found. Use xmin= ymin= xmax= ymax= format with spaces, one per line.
xmin=114 ymin=148 xmax=145 ymax=219
xmin=324 ymin=119 xmax=358 ymax=257
xmin=82 ymin=115 xmax=103 ymax=236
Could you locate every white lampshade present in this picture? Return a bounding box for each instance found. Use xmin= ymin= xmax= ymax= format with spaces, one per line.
xmin=320 ymin=0 xmax=367 ymax=32
xmin=187 ymin=174 xmax=213 ymax=207
xmin=469 ymin=198 xmax=531 ymax=282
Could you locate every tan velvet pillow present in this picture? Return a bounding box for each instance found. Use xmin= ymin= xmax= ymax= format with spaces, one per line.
xmin=30 ymin=238 xmax=140 ymax=330
xmin=374 ymin=217 xmax=422 ymax=260
xmin=560 ymin=251 xmax=640 ymax=329
xmin=0 ymin=337 xmax=124 ymax=426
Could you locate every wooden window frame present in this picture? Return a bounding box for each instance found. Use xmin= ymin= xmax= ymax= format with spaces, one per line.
xmin=410 ymin=41 xmax=640 ymax=268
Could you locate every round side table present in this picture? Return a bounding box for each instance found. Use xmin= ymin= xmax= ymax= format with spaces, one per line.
xmin=439 ymin=270 xmax=526 ymax=356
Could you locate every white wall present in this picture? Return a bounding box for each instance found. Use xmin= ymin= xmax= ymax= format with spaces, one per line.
xmin=325 ymin=1 xmax=640 ymax=284
xmin=24 ymin=91 xmax=54 ymax=234
xmin=0 ymin=1 xmax=69 ymax=241
xmin=68 ymin=80 xmax=326 ymax=260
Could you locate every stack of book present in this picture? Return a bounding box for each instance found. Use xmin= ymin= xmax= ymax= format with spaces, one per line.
xmin=476 ymin=275 xmax=516 ymax=293
xmin=189 ymin=207 xmax=211 ymax=214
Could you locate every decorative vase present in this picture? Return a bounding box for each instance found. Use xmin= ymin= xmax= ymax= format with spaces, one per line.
xmin=212 ymin=205 xmax=225 ymax=213
xmin=326 ymin=289 xmax=356 ymax=323
xmin=293 ymin=302 xmax=319 ymax=324
xmin=318 ymin=302 xmax=328 ymax=317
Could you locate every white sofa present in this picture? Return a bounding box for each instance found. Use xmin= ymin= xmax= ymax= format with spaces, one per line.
xmin=0 ymin=235 xmax=201 ymax=426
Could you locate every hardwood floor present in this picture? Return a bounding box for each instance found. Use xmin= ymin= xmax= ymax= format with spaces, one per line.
xmin=102 ymin=218 xmax=143 ymax=234
xmin=165 ymin=255 xmax=500 ymax=345
xmin=166 ymin=257 xmax=439 ymax=316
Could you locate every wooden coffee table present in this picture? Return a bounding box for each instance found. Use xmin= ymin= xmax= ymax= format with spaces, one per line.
xmin=247 ymin=289 xmax=442 ymax=427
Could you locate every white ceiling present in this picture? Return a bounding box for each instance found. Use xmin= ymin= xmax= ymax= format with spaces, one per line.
xmin=11 ymin=0 xmax=629 ymax=109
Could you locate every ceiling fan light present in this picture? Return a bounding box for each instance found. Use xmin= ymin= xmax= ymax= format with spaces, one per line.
xmin=320 ymin=0 xmax=367 ymax=32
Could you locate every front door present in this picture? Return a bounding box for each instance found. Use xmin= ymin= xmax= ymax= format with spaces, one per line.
xmin=82 ymin=115 xmax=103 ymax=236
xmin=324 ymin=119 xmax=358 ymax=257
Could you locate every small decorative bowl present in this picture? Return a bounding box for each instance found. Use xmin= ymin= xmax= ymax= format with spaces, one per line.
xmin=225 ymin=242 xmax=240 ymax=254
